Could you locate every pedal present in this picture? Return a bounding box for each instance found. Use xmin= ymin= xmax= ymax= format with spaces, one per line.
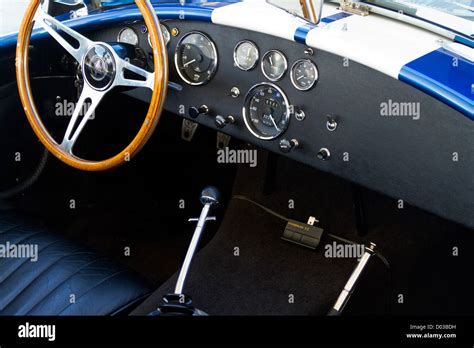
xmin=181 ymin=119 xmax=198 ymax=142
xmin=329 ymin=242 xmax=377 ymax=316
xmin=216 ymin=132 xmax=231 ymax=149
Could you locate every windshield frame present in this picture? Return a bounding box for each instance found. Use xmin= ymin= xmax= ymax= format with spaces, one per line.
xmin=359 ymin=0 xmax=472 ymax=39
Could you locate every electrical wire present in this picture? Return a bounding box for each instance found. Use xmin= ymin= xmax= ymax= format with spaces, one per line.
xmin=232 ymin=194 xmax=391 ymax=270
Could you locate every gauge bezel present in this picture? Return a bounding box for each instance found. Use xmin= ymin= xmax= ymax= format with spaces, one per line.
xmin=290 ymin=59 xmax=319 ymax=91
xmin=233 ymin=40 xmax=259 ymax=71
xmin=117 ymin=27 xmax=139 ymax=46
xmin=242 ymin=82 xmax=291 ymax=140
xmin=174 ymin=31 xmax=218 ymax=86
xmin=261 ymin=50 xmax=288 ymax=82
xmin=148 ymin=23 xmax=170 ymax=48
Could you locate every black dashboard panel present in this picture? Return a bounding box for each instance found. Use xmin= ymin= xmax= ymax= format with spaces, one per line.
xmin=91 ymin=20 xmax=474 ymax=228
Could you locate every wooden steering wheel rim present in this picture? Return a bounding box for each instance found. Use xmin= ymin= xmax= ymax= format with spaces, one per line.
xmin=16 ymin=0 xmax=168 ymax=171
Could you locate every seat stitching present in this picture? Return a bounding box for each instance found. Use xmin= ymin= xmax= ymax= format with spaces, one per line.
xmin=0 ymin=230 xmax=45 ymax=248
xmin=1 ymin=249 xmax=97 ymax=313
xmin=23 ymin=256 xmax=108 ymax=315
xmin=0 ymin=237 xmax=62 ymax=285
xmin=57 ymin=269 xmax=128 ymax=315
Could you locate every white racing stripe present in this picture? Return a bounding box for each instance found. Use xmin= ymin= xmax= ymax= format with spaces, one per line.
xmin=213 ymin=2 xmax=445 ymax=79
xmin=305 ymin=5 xmax=442 ymax=78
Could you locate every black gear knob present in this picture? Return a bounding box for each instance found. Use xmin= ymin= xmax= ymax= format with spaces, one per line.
xmin=200 ymin=186 xmax=221 ymax=207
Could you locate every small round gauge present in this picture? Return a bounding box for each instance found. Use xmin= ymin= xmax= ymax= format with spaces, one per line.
xmin=243 ymin=83 xmax=291 ymax=140
xmin=148 ymin=24 xmax=171 ymax=48
xmin=261 ymin=50 xmax=287 ymax=81
xmin=291 ymin=59 xmax=319 ymax=91
xmin=175 ymin=31 xmax=218 ymax=86
xmin=234 ymin=40 xmax=259 ymax=71
xmin=117 ymin=27 xmax=139 ymax=46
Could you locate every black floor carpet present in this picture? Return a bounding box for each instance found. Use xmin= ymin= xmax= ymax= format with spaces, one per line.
xmin=132 ymin=149 xmax=386 ymax=316
xmin=133 ymin=147 xmax=474 ymax=316
xmin=132 ymin=197 xmax=361 ymax=315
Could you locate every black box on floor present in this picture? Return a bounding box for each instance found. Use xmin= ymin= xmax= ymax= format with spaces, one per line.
xmin=282 ymin=219 xmax=324 ymax=250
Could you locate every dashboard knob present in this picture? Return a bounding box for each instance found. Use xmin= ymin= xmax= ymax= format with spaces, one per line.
xmin=189 ymin=105 xmax=209 ymax=119
xmin=279 ymin=139 xmax=299 ymax=153
xmin=326 ymin=116 xmax=338 ymax=131
xmin=215 ymin=115 xmax=235 ymax=129
xmin=317 ymin=148 xmax=331 ymax=161
xmin=294 ymin=107 xmax=306 ymax=121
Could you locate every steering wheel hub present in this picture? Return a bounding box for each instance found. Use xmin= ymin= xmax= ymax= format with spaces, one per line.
xmin=82 ymin=44 xmax=116 ymax=90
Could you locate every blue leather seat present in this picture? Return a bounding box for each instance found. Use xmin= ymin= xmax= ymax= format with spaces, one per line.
xmin=0 ymin=211 xmax=151 ymax=315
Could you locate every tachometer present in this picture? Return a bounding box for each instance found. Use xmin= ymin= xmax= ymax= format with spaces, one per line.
xmin=291 ymin=59 xmax=318 ymax=91
xmin=243 ymin=83 xmax=291 ymax=140
xmin=261 ymin=50 xmax=287 ymax=81
xmin=234 ymin=40 xmax=259 ymax=71
xmin=175 ymin=31 xmax=218 ymax=86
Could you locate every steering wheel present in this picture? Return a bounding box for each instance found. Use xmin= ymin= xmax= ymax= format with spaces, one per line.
xmin=16 ymin=0 xmax=168 ymax=171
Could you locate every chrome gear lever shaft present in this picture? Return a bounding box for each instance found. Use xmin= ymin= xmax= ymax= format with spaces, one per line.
xmin=174 ymin=186 xmax=221 ymax=295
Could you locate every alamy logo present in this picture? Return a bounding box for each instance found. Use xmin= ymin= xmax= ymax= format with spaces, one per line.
xmin=18 ymin=322 xmax=56 ymax=341
xmin=55 ymin=99 xmax=95 ymax=119
xmin=217 ymin=147 xmax=257 ymax=168
xmin=0 ymin=242 xmax=38 ymax=262
xmin=380 ymin=99 xmax=420 ymax=120
xmin=324 ymin=242 xmax=365 ymax=260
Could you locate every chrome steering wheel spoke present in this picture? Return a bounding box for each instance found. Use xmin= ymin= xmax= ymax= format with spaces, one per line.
xmin=60 ymin=85 xmax=105 ymax=154
xmin=35 ymin=8 xmax=93 ymax=63
xmin=114 ymin=58 xmax=155 ymax=90
xmin=34 ymin=7 xmax=155 ymax=157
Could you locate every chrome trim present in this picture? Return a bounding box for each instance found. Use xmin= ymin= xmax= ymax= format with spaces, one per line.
xmin=242 ymin=82 xmax=291 ymax=140
xmin=60 ymin=84 xmax=105 ymax=154
xmin=35 ymin=8 xmax=93 ymax=64
xmin=81 ymin=44 xmax=117 ymax=91
xmin=290 ymin=59 xmax=319 ymax=91
xmin=332 ymin=243 xmax=376 ymax=312
xmin=174 ymin=31 xmax=218 ymax=86
xmin=175 ymin=203 xmax=212 ymax=294
xmin=233 ymin=40 xmax=259 ymax=71
xmin=261 ymin=50 xmax=288 ymax=82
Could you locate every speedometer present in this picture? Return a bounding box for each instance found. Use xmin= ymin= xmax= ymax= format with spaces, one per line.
xmin=175 ymin=31 xmax=218 ymax=86
xmin=243 ymin=83 xmax=291 ymax=140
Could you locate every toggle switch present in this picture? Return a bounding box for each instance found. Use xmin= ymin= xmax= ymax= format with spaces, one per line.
xmin=215 ymin=115 xmax=235 ymax=129
xmin=317 ymin=148 xmax=331 ymax=161
xmin=279 ymin=139 xmax=299 ymax=153
xmin=188 ymin=105 xmax=209 ymax=119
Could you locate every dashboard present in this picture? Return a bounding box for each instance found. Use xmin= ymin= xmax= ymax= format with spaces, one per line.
xmin=93 ymin=20 xmax=321 ymax=146
xmin=87 ymin=19 xmax=473 ymax=228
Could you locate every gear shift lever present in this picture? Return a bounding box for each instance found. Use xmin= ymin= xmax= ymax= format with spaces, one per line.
xmin=150 ymin=186 xmax=221 ymax=316
xmin=174 ymin=186 xmax=220 ymax=295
